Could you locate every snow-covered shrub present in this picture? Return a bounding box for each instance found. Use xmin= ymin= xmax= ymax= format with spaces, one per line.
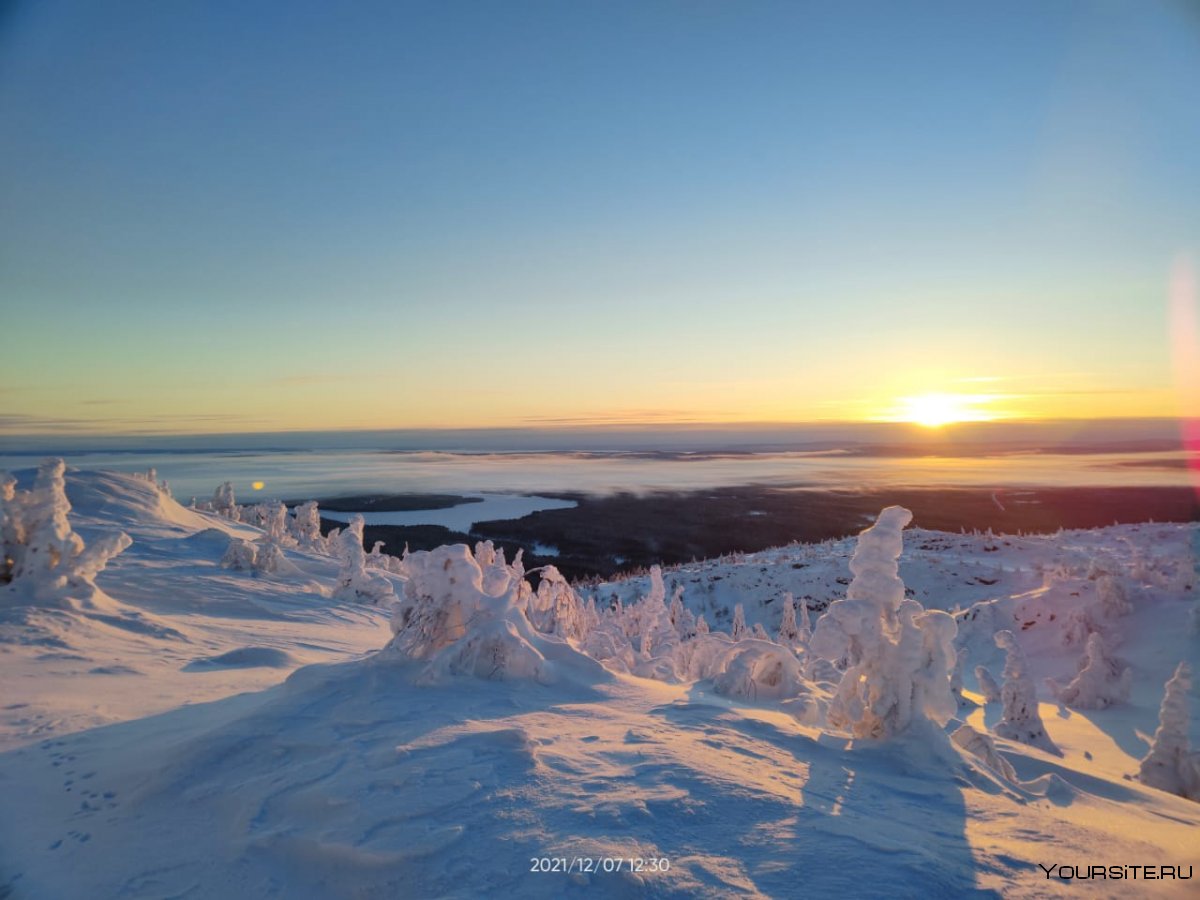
xmin=1096 ymin=575 xmax=1132 ymax=618
xmin=813 ymin=507 xmax=959 ymax=740
xmin=608 ymin=566 xmax=687 ymax=681
xmin=1 ymin=459 xmax=132 ymax=604
xmin=133 ymin=467 xmax=171 ymax=497
xmin=951 ymin=724 xmax=1016 ymax=782
xmin=1 ymin=472 xmax=22 ymax=582
xmin=712 ymin=640 xmax=808 ymax=703
xmin=1049 ymin=632 xmax=1131 ymax=709
xmin=526 ymin=565 xmax=596 ymax=641
xmin=1061 ymin=605 xmax=1101 ymax=648
xmin=221 ymin=539 xmax=258 ymax=571
xmin=209 ymin=482 xmax=239 ymax=521
xmin=332 ymin=516 xmax=395 ymax=605
xmin=254 ymin=501 xmax=290 ymax=546
xmin=975 ymin=664 xmax=1001 ymax=704
xmin=580 ymin=608 xmax=637 ymax=673
xmin=1138 ymin=662 xmax=1200 ymax=801
xmin=387 ymin=544 xmax=561 ymax=684
xmin=993 ymin=630 xmax=1059 ymax=754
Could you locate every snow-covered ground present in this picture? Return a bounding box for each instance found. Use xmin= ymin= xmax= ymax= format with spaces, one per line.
xmin=0 ymin=466 xmax=1197 ymax=898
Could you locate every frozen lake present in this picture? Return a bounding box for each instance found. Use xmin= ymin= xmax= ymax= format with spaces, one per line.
xmin=318 ymin=493 xmax=576 ymax=531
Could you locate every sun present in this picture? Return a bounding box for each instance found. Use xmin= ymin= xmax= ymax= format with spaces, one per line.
xmin=898 ymin=393 xmax=995 ymax=428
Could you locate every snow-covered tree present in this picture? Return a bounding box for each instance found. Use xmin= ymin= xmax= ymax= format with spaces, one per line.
xmin=975 ymin=664 xmax=1001 ymax=704
xmin=2 ymin=459 xmax=131 ymax=603
xmin=13 ymin=459 xmax=84 ymax=581
xmin=950 ymin=647 xmax=968 ymax=703
xmin=777 ymin=593 xmax=800 ymax=645
xmin=1138 ymin=662 xmax=1200 ymax=801
xmin=1 ymin=472 xmax=22 ymax=583
xmin=796 ymin=593 xmax=812 ymax=644
xmin=332 ymin=515 xmax=395 ymax=604
xmin=671 ymin=585 xmax=698 ymax=640
xmin=581 ymin=605 xmax=637 ymax=674
xmin=254 ymin=501 xmax=289 ymax=546
xmin=527 ymin=565 xmax=595 ymax=641
xmin=288 ymin=501 xmax=323 ymax=549
xmin=810 ymin=506 xmax=911 ymax=670
xmin=133 ymin=467 xmax=171 ymax=497
xmin=1096 ymin=575 xmax=1133 ymax=618
xmin=1049 ymin=632 xmax=1131 ymax=709
xmin=210 ymin=482 xmax=239 ymax=520
xmin=1063 ymin=605 xmax=1102 ymax=648
xmin=813 ymin=506 xmax=958 ymax=739
xmin=993 ymin=630 xmax=1059 ymax=754
xmin=1 ymin=465 xmax=133 ymax=607
xmin=730 ymin=603 xmax=747 ymax=641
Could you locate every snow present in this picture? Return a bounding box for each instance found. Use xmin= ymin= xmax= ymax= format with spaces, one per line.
xmin=0 ymin=465 xmax=1198 ymax=898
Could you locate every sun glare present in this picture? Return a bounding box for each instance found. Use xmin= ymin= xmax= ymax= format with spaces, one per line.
xmin=898 ymin=393 xmax=996 ymax=428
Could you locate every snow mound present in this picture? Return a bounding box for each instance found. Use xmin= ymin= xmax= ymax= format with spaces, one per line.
xmin=56 ymin=467 xmax=241 ymax=539
xmin=185 ymin=647 xmax=296 ymax=671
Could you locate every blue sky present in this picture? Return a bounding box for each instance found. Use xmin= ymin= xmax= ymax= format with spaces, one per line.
xmin=2 ymin=0 xmax=1198 ymax=433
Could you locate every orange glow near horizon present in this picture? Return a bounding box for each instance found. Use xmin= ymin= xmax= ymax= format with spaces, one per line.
xmin=885 ymin=393 xmax=1005 ymax=428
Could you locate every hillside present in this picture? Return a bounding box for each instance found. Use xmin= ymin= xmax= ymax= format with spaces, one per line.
xmin=0 ymin=465 xmax=1197 ymax=898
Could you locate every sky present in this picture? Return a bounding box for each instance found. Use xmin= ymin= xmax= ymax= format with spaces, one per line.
xmin=1 ymin=0 xmax=1198 ymax=436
